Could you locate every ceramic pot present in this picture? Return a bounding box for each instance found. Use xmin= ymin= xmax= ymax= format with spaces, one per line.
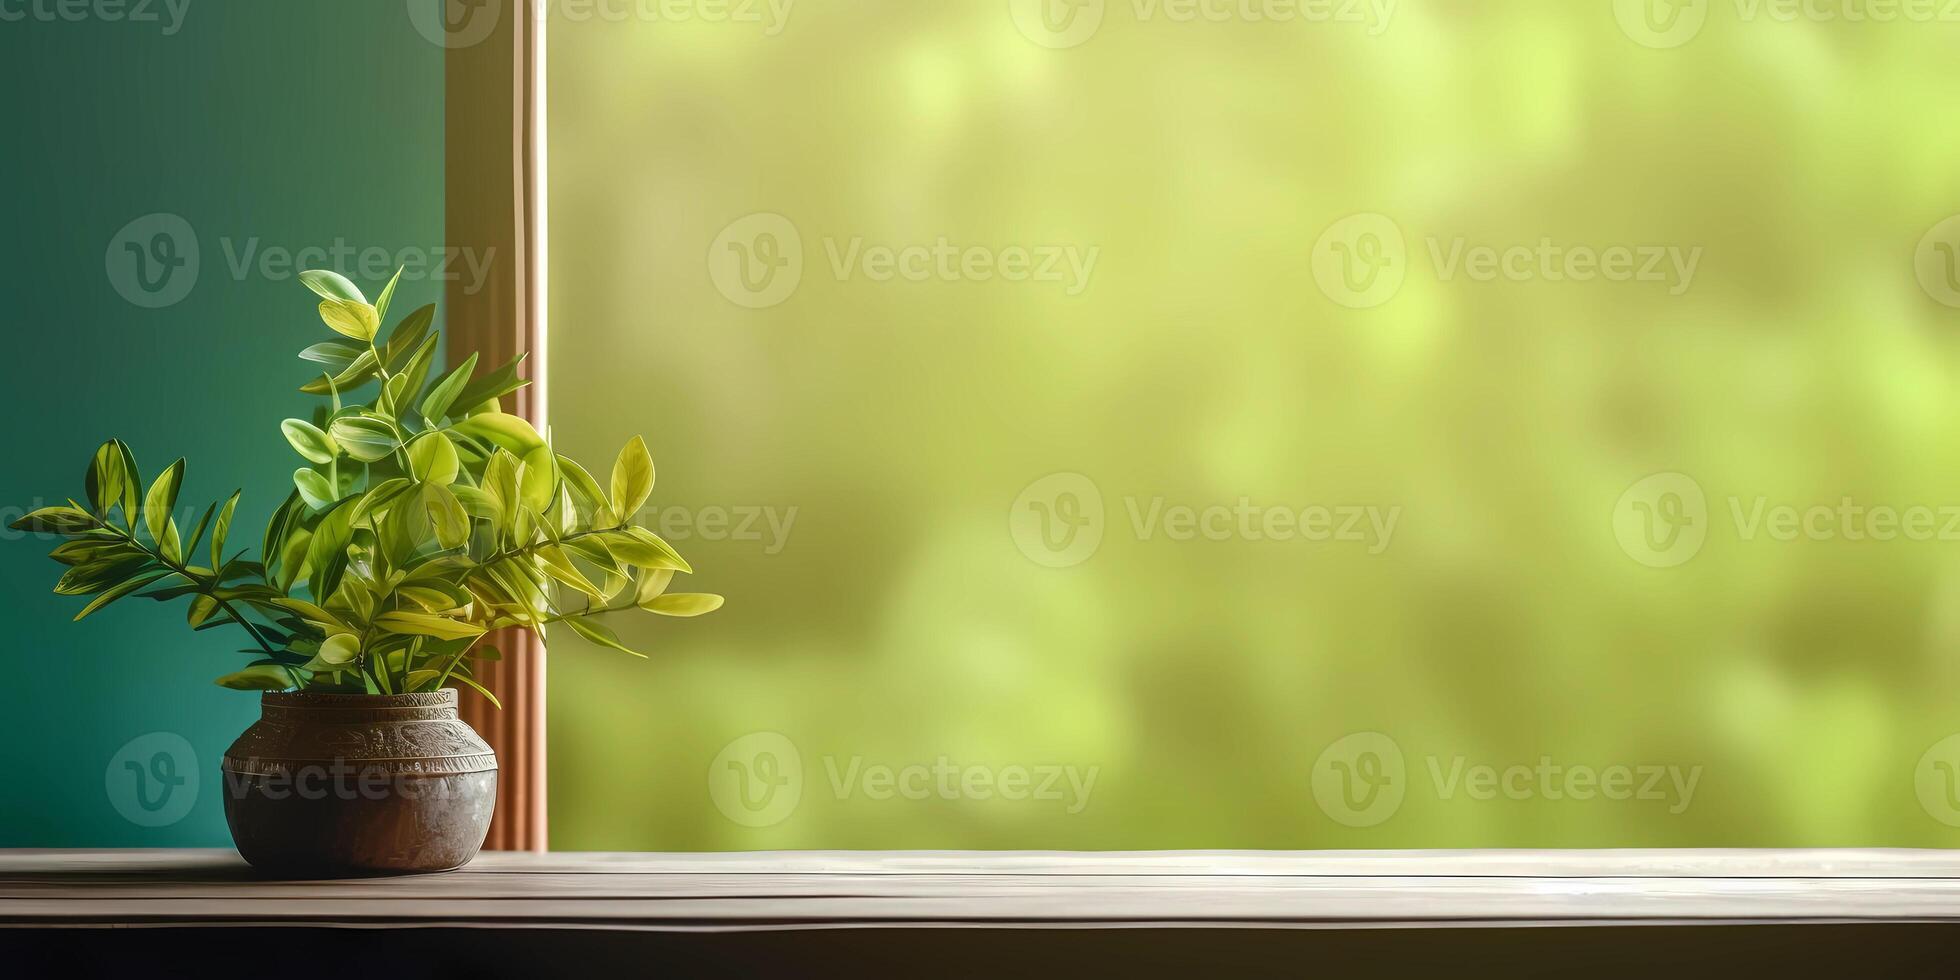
xmin=222 ymin=691 xmax=496 ymax=877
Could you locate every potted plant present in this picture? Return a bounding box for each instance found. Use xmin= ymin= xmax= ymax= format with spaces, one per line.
xmin=11 ymin=269 xmax=722 ymax=876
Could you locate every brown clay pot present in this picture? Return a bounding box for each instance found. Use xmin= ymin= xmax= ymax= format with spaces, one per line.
xmin=222 ymin=691 xmax=496 ymax=878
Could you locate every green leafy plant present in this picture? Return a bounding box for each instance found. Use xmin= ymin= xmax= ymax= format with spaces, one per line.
xmin=11 ymin=269 xmax=722 ymax=702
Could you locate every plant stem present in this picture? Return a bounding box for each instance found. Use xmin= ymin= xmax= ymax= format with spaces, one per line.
xmin=105 ymin=525 xmax=275 ymax=655
xmin=430 ymin=634 xmax=485 ymax=692
xmin=479 ymin=524 xmax=623 ymax=569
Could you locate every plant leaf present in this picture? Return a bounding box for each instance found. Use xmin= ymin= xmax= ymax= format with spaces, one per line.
xmin=298 ymin=340 xmax=364 ymax=368
xmin=634 ymin=568 xmax=675 ymax=606
xmin=211 ymin=492 xmax=240 ymax=571
xmin=535 ymin=543 xmax=603 ymax=599
xmin=262 ymin=490 xmax=301 ymax=574
xmin=422 ymin=482 xmax=471 ymax=550
xmin=382 ymin=303 xmax=437 ymax=369
xmin=299 ymin=269 xmax=365 ymax=304
xmin=450 ymin=671 xmax=503 ymax=709
xmin=74 ymin=570 xmax=170 ymax=621
xmin=85 ymin=441 xmax=126 ymax=518
xmin=518 ymin=448 xmax=558 ymax=515
xmin=561 ymin=615 xmax=648 ymax=658
xmin=305 ymin=501 xmax=359 ymax=608
xmin=318 ymin=298 xmax=380 ymax=342
xmin=406 ymin=431 xmax=461 ymax=485
xmin=450 ymin=353 xmax=530 ymax=415
xmin=10 ymin=505 xmax=100 ymax=534
xmin=604 ymin=527 xmax=692 ymax=573
xmin=555 ymin=455 xmax=615 ymax=526
xmin=187 ymin=594 xmax=221 ymax=629
xmin=56 ymin=555 xmax=153 ymax=596
xmin=317 ymin=633 xmax=361 ymax=666
xmin=391 ymin=333 xmax=441 ymax=413
xmin=449 ymin=413 xmax=546 ymax=457
xmin=610 ymin=436 xmax=655 ymax=521
xmin=281 ymin=419 xmax=339 ymax=465
xmin=143 ymin=459 xmax=185 ymax=560
xmin=114 ymin=440 xmax=142 ymax=526
xmin=374 ymin=610 xmax=488 ymax=641
xmin=646 ymin=593 xmax=724 ymax=617
xmin=182 ymin=501 xmax=218 ymax=564
xmin=294 ymin=468 xmax=337 ymax=511
xmin=328 ymin=416 xmax=401 ymax=463
xmin=420 ymin=352 xmax=479 ymax=424
xmin=300 ymin=347 xmax=379 ymax=395
xmin=215 ymin=664 xmax=295 ymax=691
xmin=373 ymin=266 xmax=404 ymax=324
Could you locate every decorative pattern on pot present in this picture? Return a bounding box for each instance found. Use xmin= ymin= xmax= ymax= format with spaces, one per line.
xmin=222 ymin=691 xmax=496 ymax=877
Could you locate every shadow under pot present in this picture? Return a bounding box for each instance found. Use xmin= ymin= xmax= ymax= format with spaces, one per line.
xmin=222 ymin=690 xmax=497 ymax=878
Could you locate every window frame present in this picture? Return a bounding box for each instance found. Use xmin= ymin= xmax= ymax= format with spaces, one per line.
xmin=444 ymin=0 xmax=549 ymax=852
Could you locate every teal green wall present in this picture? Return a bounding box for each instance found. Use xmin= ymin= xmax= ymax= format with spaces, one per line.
xmin=0 ymin=1 xmax=445 ymax=846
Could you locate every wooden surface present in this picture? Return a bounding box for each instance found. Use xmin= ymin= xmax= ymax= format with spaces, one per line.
xmin=6 ymin=850 xmax=1960 ymax=931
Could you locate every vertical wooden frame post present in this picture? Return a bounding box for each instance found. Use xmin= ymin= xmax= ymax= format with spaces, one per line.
xmin=444 ymin=0 xmax=549 ymax=852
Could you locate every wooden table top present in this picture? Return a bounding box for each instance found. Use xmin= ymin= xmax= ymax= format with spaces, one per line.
xmin=6 ymin=849 xmax=1960 ymax=931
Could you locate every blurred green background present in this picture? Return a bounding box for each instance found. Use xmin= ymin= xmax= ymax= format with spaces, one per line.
xmin=546 ymin=1 xmax=1960 ymax=848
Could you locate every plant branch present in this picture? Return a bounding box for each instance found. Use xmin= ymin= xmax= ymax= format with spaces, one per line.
xmin=103 ymin=523 xmax=280 ymax=659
